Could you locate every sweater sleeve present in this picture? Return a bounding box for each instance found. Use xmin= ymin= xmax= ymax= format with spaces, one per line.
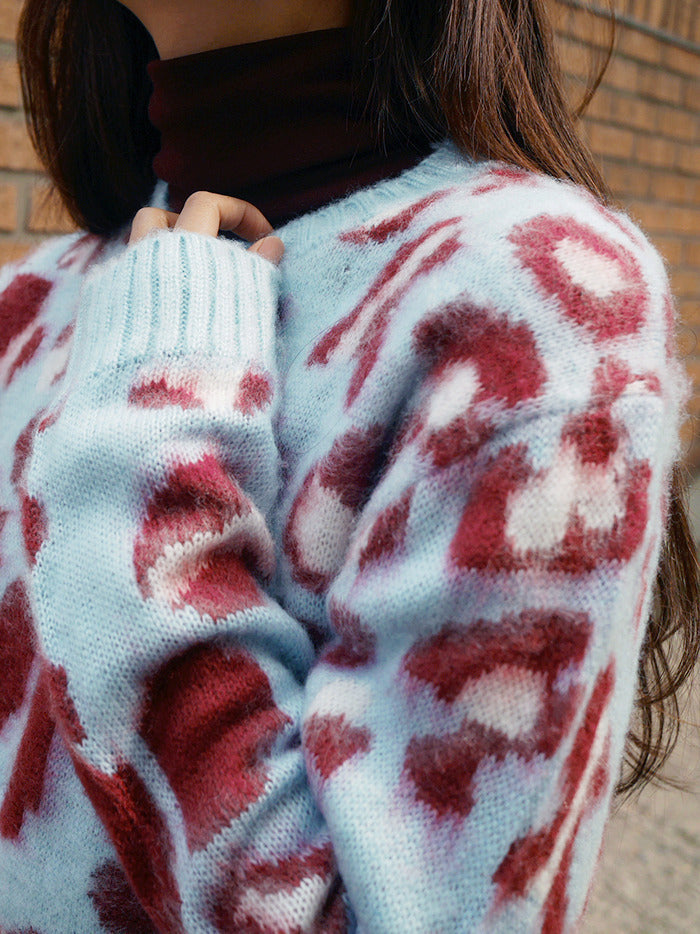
xmin=298 ymin=205 xmax=687 ymax=933
xmin=25 ymin=231 xmax=346 ymax=933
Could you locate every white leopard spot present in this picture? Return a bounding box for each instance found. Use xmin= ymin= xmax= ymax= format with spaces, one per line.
xmin=427 ymin=362 xmax=480 ymax=429
xmin=554 ymin=238 xmax=628 ymax=299
xmin=458 ymin=665 xmax=545 ymax=739
xmin=294 ymin=474 xmax=355 ymax=575
xmin=307 ymin=679 xmax=373 ymax=721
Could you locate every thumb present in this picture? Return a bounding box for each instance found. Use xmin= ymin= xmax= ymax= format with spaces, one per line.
xmin=249 ymin=235 xmax=285 ymax=265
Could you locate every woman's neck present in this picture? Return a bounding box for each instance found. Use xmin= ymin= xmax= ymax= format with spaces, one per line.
xmin=119 ymin=0 xmax=353 ymax=59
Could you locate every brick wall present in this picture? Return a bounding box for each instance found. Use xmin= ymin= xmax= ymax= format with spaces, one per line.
xmin=0 ymin=0 xmax=699 ymax=456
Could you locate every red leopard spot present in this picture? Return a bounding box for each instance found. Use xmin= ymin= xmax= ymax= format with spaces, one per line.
xmin=88 ymin=860 xmax=159 ymax=934
xmin=358 ymin=487 xmax=413 ymax=571
xmin=11 ymin=414 xmax=41 ymax=485
xmin=413 ymin=299 xmax=546 ymax=409
xmin=237 ymin=368 xmax=273 ymax=415
xmin=304 ymin=713 xmax=372 ymax=782
xmin=140 ymin=643 xmax=291 ymax=851
xmin=308 ymin=219 xmax=463 ymax=408
xmin=470 ymin=165 xmax=534 ymax=196
xmin=0 ymin=274 xmax=52 ymax=359
xmin=323 ymin=600 xmax=376 ymax=668
xmin=47 ymin=664 xmax=87 ymax=745
xmin=5 ymin=326 xmax=46 ymax=385
xmin=404 ymin=729 xmax=483 ymax=820
xmin=563 ymin=410 xmax=619 ymax=465
xmin=208 ymin=841 xmax=347 ymax=933
xmin=72 ymin=758 xmax=184 ymax=933
xmin=57 ymin=233 xmax=107 ymax=271
xmin=339 ymin=190 xmax=454 ymax=245
xmin=0 ymin=579 xmax=36 ymax=731
xmin=450 ymin=443 xmax=532 ymax=571
xmin=0 ymin=669 xmax=55 ymax=840
xmin=510 ymin=215 xmax=648 ymax=341
xmin=317 ymin=424 xmax=385 ymax=511
xmin=20 ymin=493 xmax=48 ymax=565
xmin=128 ymin=376 xmax=201 ymax=409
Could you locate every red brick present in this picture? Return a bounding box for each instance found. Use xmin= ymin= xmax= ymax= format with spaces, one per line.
xmin=583 ymin=121 xmax=635 ymax=160
xmin=677 ymin=143 xmax=700 ymax=177
xmin=656 ymin=104 xmax=700 ymax=144
xmin=650 ymin=171 xmax=700 ymax=203
xmin=683 ymin=241 xmax=700 ymax=267
xmin=601 ymin=160 xmax=651 ymax=199
xmin=634 ymin=134 xmax=678 ymax=169
xmin=0 ymin=58 xmax=20 ymax=109
xmin=615 ymin=28 xmax=664 ymax=67
xmin=637 ymin=64 xmax=685 ymax=105
xmin=602 ymin=57 xmax=639 ymax=96
xmin=0 ymin=0 xmax=21 ymax=42
xmin=662 ymin=45 xmax=700 ymax=81
xmin=0 ymin=116 xmax=41 ymax=171
xmin=0 ymin=182 xmax=17 ymax=231
xmin=28 ymin=183 xmax=75 ymax=234
xmin=585 ymin=86 xmax=657 ymax=133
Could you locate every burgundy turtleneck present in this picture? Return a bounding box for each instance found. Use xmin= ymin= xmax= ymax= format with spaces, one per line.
xmin=147 ymin=27 xmax=436 ymax=228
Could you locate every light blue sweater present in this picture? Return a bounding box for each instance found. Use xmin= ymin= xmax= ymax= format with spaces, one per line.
xmin=0 ymin=140 xmax=689 ymax=932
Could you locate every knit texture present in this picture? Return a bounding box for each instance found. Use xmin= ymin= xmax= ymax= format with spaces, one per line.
xmin=0 ymin=140 xmax=690 ymax=933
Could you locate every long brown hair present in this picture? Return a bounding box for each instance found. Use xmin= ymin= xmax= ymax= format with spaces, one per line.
xmin=17 ymin=0 xmax=700 ymax=795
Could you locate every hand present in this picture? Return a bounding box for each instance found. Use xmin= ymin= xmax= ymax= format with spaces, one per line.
xmin=129 ymin=191 xmax=285 ymax=264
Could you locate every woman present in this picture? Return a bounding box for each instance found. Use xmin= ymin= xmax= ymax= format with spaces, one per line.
xmin=0 ymin=0 xmax=697 ymax=931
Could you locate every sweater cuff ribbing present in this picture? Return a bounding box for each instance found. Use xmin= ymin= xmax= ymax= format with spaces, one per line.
xmin=65 ymin=229 xmax=279 ymax=383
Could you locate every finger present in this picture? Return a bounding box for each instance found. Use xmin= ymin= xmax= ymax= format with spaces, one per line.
xmin=248 ymin=236 xmax=285 ymax=266
xmin=174 ymin=191 xmax=274 ymax=242
xmin=129 ymin=208 xmax=179 ymax=245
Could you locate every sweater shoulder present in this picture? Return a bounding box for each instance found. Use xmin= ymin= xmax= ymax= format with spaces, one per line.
xmin=375 ymin=161 xmax=675 ymax=364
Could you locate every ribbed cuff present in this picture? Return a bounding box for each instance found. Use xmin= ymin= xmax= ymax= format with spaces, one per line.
xmin=65 ymin=229 xmax=279 ymax=382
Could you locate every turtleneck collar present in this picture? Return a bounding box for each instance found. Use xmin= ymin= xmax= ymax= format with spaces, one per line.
xmin=147 ymin=27 xmax=436 ymax=229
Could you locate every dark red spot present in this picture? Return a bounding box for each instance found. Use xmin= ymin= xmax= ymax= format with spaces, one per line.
xmin=140 ymin=643 xmax=291 ymax=851
xmin=317 ymin=424 xmax=385 ymax=511
xmin=20 ymin=493 xmax=48 ymax=566
xmin=510 ymin=215 xmax=648 ymax=341
xmin=88 ymin=860 xmax=159 ymax=934
xmin=413 ymin=299 xmax=547 ymax=409
xmin=0 ymin=579 xmax=36 ymax=731
xmin=237 ymin=368 xmax=273 ymax=415
xmin=450 ymin=443 xmax=532 ymax=571
xmin=284 ymin=424 xmax=386 ymax=594
xmin=563 ymin=410 xmax=619 ymax=465
xmin=339 ymin=190 xmax=453 ymax=245
xmin=208 ymin=841 xmax=348 ymax=933
xmin=0 ymin=669 xmax=55 ymax=840
xmin=308 ymin=219 xmax=463 ymax=408
xmin=72 ymin=758 xmax=184 ymax=933
xmin=11 ymin=413 xmax=41 ymax=485
xmin=57 ymin=233 xmax=107 ymax=271
xmin=358 ymin=487 xmax=413 ymax=571
xmin=404 ymin=728 xmax=482 ymax=820
xmin=47 ymin=664 xmax=87 ymax=745
xmin=128 ymin=376 xmax=200 ymax=409
xmin=470 ymin=165 xmax=533 ymax=196
xmin=323 ymin=601 xmax=376 ymax=668
xmin=0 ymin=273 xmax=52 ymax=359
xmin=304 ymin=713 xmax=372 ymax=782
xmin=5 ymin=325 xmax=46 ymax=385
